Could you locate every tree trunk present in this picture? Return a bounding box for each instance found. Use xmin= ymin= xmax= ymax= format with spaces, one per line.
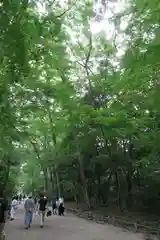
xmin=74 ymin=186 xmax=78 ymax=203
xmin=43 ymin=169 xmax=48 ymax=192
xmin=77 ymin=145 xmax=91 ymax=209
xmin=126 ymin=170 xmax=133 ymax=209
xmin=103 ymin=171 xmax=112 ymax=204
xmin=47 ymin=108 xmax=61 ymax=197
xmin=54 ymin=164 xmax=61 ymax=197
xmin=49 ymin=168 xmax=55 ymax=195
xmin=127 ymin=138 xmax=134 ymax=209
xmin=115 ymin=172 xmax=122 ymax=211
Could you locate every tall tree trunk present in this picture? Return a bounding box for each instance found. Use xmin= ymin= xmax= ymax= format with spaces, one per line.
xmin=77 ymin=145 xmax=91 ymax=209
xmin=115 ymin=172 xmax=122 ymax=211
xmin=74 ymin=184 xmax=78 ymax=203
xmin=29 ymin=139 xmax=49 ymax=192
xmin=49 ymin=167 xmax=55 ymax=195
xmin=127 ymin=138 xmax=134 ymax=209
xmin=103 ymin=171 xmax=112 ymax=204
xmin=43 ymin=169 xmax=48 ymax=192
xmin=47 ymin=109 xmax=61 ymax=197
xmin=126 ymin=170 xmax=133 ymax=209
xmin=54 ymin=165 xmax=60 ymax=197
xmin=2 ymin=159 xmax=10 ymax=193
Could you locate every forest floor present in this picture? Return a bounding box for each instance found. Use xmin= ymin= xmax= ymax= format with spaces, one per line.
xmin=5 ymin=204 xmax=146 ymax=240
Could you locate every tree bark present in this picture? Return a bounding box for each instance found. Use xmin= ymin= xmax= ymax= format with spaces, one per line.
xmin=115 ymin=172 xmax=122 ymax=211
xmin=77 ymin=145 xmax=91 ymax=209
xmin=54 ymin=164 xmax=61 ymax=197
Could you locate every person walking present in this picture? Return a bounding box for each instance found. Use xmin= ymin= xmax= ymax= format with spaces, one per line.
xmin=38 ymin=194 xmax=47 ymax=228
xmin=59 ymin=197 xmax=64 ymax=205
xmin=0 ymin=194 xmax=8 ymax=240
xmin=10 ymin=196 xmax=18 ymax=220
xmin=24 ymin=195 xmax=35 ymax=229
xmin=58 ymin=197 xmax=64 ymax=216
xmin=19 ymin=194 xmax=22 ymax=204
xmin=34 ymin=197 xmax=39 ymax=215
xmin=56 ymin=197 xmax=59 ymax=214
xmin=52 ymin=198 xmax=57 ymax=215
xmin=34 ymin=197 xmax=37 ymax=205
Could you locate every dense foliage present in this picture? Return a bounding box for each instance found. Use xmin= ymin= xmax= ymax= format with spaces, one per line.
xmin=0 ymin=0 xmax=160 ymax=214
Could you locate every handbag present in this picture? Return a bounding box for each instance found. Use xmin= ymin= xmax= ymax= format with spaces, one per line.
xmin=46 ymin=210 xmax=52 ymax=217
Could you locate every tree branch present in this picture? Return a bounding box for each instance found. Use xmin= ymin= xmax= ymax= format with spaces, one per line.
xmin=85 ymin=34 xmax=92 ymax=71
xmin=56 ymin=2 xmax=76 ymax=18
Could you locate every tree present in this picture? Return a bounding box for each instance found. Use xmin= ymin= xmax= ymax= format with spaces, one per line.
xmin=1 ymin=0 xmax=160 ymax=217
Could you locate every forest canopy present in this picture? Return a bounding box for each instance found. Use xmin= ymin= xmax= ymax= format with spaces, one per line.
xmin=0 ymin=0 xmax=160 ymax=213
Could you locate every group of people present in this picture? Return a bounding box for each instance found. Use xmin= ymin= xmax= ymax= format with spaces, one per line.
xmin=24 ymin=193 xmax=48 ymax=229
xmin=9 ymin=194 xmax=65 ymax=229
xmin=0 ymin=192 xmax=65 ymax=239
xmin=52 ymin=197 xmax=65 ymax=216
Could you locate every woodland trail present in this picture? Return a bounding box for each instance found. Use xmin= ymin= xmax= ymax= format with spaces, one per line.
xmin=5 ymin=205 xmax=145 ymax=240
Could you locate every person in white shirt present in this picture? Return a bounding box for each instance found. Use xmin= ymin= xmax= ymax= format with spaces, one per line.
xmin=10 ymin=196 xmax=18 ymax=220
xmin=59 ymin=197 xmax=64 ymax=205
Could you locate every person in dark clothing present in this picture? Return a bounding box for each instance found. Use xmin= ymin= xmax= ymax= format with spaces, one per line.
xmin=58 ymin=203 xmax=64 ymax=216
xmin=38 ymin=194 xmax=47 ymax=228
xmin=0 ymin=194 xmax=8 ymax=240
xmin=34 ymin=197 xmax=37 ymax=205
xmin=19 ymin=194 xmax=22 ymax=203
xmin=52 ymin=198 xmax=57 ymax=215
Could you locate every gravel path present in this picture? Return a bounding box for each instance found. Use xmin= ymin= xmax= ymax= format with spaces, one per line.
xmin=5 ymin=208 xmax=144 ymax=240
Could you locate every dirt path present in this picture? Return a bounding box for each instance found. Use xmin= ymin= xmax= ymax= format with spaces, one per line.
xmin=5 ymin=208 xmax=144 ymax=240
